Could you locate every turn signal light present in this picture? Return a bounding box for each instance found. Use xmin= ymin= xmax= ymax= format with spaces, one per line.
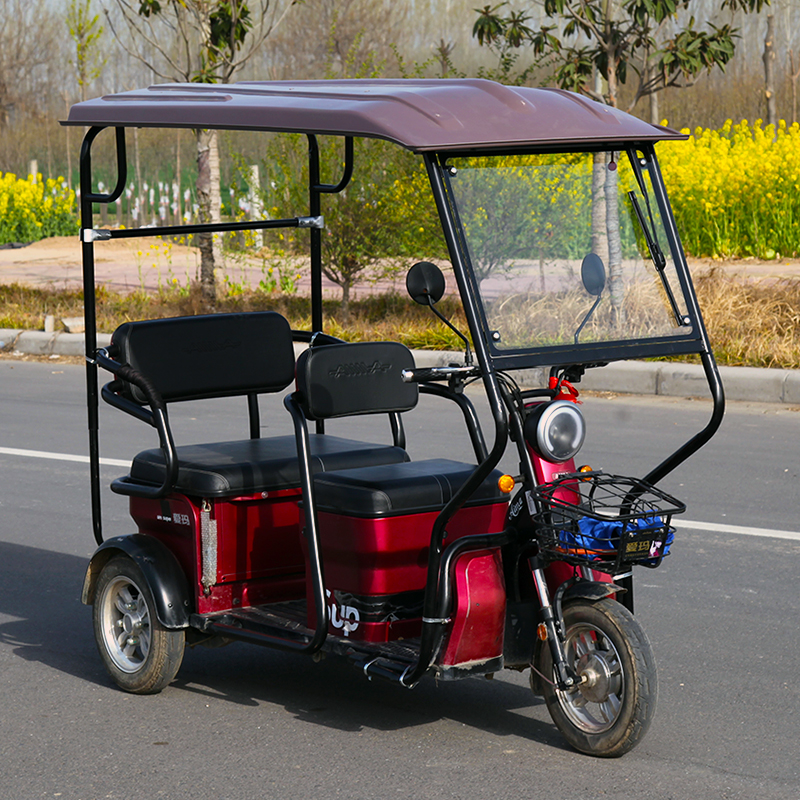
xmin=498 ymin=474 xmax=515 ymax=493
xmin=537 ymin=623 xmax=548 ymax=641
xmin=578 ymin=464 xmax=593 ymax=481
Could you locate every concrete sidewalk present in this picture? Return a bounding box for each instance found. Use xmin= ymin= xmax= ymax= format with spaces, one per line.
xmin=2 ymin=327 xmax=796 ymax=405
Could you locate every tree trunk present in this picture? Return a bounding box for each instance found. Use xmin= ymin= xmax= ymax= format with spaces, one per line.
xmin=763 ymin=14 xmax=777 ymax=128
xmin=134 ymin=126 xmax=142 ymax=228
xmin=649 ymin=80 xmax=660 ymax=126
xmin=340 ymin=280 xmax=351 ymax=322
xmin=64 ymin=95 xmax=72 ymax=191
xmin=591 ymin=152 xmax=609 ymax=268
xmin=605 ymin=161 xmax=624 ymax=323
xmin=175 ymin=129 xmax=182 ymax=225
xmin=195 ymin=127 xmax=223 ymax=305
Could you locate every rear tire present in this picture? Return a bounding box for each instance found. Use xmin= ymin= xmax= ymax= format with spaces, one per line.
xmin=93 ymin=556 xmax=185 ymax=694
xmin=536 ymin=597 xmax=657 ymax=757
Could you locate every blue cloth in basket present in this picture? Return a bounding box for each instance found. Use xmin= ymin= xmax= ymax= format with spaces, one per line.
xmin=560 ymin=515 xmax=673 ymax=562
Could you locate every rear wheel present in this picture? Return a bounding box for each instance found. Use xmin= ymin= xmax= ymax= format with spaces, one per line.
xmin=535 ymin=597 xmax=657 ymax=757
xmin=93 ymin=556 xmax=185 ymax=694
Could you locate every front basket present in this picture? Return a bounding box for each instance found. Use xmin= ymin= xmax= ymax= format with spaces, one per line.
xmin=529 ymin=473 xmax=685 ymax=573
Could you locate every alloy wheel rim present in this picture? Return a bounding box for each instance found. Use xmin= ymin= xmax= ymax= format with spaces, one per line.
xmin=100 ymin=575 xmax=152 ymax=673
xmin=556 ymin=622 xmax=624 ymax=734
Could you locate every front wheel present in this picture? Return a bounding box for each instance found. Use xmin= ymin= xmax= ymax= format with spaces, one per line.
xmin=93 ymin=555 xmax=185 ymax=694
xmin=535 ymin=597 xmax=657 ymax=757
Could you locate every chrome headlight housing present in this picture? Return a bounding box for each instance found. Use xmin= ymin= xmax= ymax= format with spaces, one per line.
xmin=524 ymin=400 xmax=586 ymax=463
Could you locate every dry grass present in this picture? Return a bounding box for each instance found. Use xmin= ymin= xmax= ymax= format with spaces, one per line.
xmin=0 ymin=282 xmax=468 ymax=352
xmin=485 ymin=278 xmax=679 ymax=349
xmin=4 ymin=270 xmax=800 ymax=369
xmin=694 ymin=268 xmax=800 ymax=369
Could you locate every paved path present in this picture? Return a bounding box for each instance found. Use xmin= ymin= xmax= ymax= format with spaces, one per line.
xmin=0 ymin=236 xmax=405 ymax=297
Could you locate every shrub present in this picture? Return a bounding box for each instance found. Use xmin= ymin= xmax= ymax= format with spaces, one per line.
xmin=658 ymin=119 xmax=800 ymax=259
xmin=0 ymin=172 xmax=77 ymax=244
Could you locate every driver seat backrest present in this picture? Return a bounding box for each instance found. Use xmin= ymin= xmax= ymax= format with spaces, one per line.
xmin=294 ymin=340 xmax=419 ymax=421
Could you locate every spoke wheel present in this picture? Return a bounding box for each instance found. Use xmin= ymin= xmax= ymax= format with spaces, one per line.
xmin=93 ymin=556 xmax=184 ymax=694
xmin=536 ymin=597 xmax=657 ymax=757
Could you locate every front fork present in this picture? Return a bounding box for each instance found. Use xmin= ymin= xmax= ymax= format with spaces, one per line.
xmin=529 ymin=555 xmax=582 ymax=690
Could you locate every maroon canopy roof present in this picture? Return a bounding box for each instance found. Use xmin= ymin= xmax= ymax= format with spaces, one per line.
xmin=65 ymin=79 xmax=683 ymax=152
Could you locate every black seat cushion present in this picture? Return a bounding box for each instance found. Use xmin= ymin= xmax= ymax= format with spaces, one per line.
xmin=312 ymin=458 xmax=509 ymax=518
xmin=128 ymin=435 xmax=410 ymax=497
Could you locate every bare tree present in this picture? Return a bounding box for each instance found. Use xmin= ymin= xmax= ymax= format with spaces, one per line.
xmin=68 ymin=0 xmax=106 ymax=104
xmin=105 ymin=1 xmax=298 ymax=302
xmin=262 ymin=0 xmax=411 ymax=80
xmin=763 ymin=12 xmax=777 ymax=125
xmin=0 ymin=1 xmax=59 ymax=130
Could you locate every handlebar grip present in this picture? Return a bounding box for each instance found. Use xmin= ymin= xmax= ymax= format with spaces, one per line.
xmin=402 ymin=367 xmax=440 ymax=383
xmin=401 ymin=365 xmax=480 ymax=383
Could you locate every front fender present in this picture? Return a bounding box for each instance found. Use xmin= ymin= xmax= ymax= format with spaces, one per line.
xmin=561 ymin=579 xmax=626 ymax=603
xmin=82 ymin=534 xmax=191 ymax=629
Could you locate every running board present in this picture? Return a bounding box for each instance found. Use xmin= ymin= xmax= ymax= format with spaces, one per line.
xmin=191 ymin=602 xmax=424 ymax=684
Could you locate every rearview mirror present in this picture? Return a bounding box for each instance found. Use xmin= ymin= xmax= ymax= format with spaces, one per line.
xmin=581 ymin=253 xmax=606 ymax=297
xmin=407 ymin=261 xmax=446 ymax=306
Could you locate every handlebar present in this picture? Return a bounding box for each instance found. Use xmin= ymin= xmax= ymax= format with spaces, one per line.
xmin=401 ymin=365 xmax=480 ymax=383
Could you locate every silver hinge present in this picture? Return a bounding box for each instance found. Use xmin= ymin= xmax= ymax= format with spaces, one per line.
xmin=82 ymin=229 xmax=112 ymax=242
xmin=297 ymin=215 xmax=324 ymax=229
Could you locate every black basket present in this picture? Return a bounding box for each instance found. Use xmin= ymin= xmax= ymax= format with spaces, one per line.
xmin=529 ymin=473 xmax=685 ymax=573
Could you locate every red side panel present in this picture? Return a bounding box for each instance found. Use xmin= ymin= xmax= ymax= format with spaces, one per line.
xmin=439 ymin=548 xmax=506 ymax=667
xmin=131 ymin=491 xmax=307 ymax=615
xmin=316 ymin=503 xmax=508 ymax=595
xmin=308 ymin=502 xmax=509 ymax=642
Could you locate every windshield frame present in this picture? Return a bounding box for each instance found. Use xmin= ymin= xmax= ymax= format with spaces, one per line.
xmin=428 ymin=143 xmax=709 ymax=370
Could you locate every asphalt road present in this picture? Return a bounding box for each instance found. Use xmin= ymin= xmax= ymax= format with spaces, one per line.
xmin=1 ymin=358 xmax=799 ymax=800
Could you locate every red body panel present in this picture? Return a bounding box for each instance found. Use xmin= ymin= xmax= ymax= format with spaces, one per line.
xmin=130 ymin=490 xmax=307 ymax=615
xmin=439 ymin=548 xmax=506 ymax=667
xmin=310 ymin=501 xmax=509 ymax=642
xmin=316 ymin=503 xmax=507 ymax=594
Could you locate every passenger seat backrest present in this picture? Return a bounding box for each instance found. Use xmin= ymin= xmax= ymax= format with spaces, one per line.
xmin=111 ymin=312 xmax=295 ymax=404
xmin=295 ymin=341 xmax=418 ymax=420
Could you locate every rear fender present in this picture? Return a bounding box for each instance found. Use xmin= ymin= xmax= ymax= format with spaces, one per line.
xmin=82 ymin=534 xmax=191 ymax=629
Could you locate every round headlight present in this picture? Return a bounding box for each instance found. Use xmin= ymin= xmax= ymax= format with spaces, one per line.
xmin=524 ymin=400 xmax=586 ymax=463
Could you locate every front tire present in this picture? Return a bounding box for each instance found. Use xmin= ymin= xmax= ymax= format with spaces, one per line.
xmin=93 ymin=556 xmax=185 ymax=694
xmin=535 ymin=597 xmax=657 ymax=757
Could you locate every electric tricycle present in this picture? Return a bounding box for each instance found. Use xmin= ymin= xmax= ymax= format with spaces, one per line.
xmin=67 ymin=79 xmax=724 ymax=757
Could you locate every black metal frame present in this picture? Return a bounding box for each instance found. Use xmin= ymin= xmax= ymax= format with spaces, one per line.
xmin=422 ymin=145 xmax=725 ymax=613
xmin=80 ymin=127 xmax=355 ymax=545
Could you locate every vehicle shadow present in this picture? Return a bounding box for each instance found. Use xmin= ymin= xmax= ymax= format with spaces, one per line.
xmin=0 ymin=539 xmax=566 ymax=750
xmin=0 ymin=540 xmax=111 ymax=687
xmin=173 ymin=648 xmax=566 ymax=749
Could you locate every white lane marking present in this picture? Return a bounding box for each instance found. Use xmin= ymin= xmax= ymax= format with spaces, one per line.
xmin=2 ymin=447 xmax=799 ymax=542
xmin=680 ymin=519 xmax=800 ymax=542
xmin=0 ymin=446 xmax=129 ymax=468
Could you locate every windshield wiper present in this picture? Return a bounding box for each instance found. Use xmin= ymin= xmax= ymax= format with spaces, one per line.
xmin=627 ymin=190 xmax=686 ymax=327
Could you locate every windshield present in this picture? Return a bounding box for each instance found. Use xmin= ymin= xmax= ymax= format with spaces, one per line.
xmin=446 ymin=150 xmax=694 ymax=357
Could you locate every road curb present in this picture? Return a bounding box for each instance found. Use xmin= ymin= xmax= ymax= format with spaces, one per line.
xmin=3 ymin=329 xmax=797 ymax=404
